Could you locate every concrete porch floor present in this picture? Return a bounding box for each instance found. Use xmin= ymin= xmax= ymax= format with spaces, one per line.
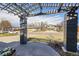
xmin=0 ymin=42 xmax=59 ymax=56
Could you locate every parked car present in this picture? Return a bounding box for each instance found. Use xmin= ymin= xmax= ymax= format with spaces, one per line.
xmin=8 ymin=31 xmax=18 ymax=34
xmin=0 ymin=31 xmax=3 ymax=33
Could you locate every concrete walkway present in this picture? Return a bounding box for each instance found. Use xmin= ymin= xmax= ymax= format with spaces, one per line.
xmin=0 ymin=42 xmax=59 ymax=56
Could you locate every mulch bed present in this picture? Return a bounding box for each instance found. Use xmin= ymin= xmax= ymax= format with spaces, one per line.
xmin=48 ymin=41 xmax=79 ymax=56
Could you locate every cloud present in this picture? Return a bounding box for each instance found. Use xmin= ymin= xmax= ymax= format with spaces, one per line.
xmin=27 ymin=14 xmax=64 ymax=25
xmin=0 ymin=10 xmax=65 ymax=27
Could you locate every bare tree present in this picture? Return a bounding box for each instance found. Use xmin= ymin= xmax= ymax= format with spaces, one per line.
xmin=38 ymin=21 xmax=48 ymax=31
xmin=0 ymin=20 xmax=12 ymax=32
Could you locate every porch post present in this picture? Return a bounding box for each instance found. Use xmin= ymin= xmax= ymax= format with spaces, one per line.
xmin=64 ymin=11 xmax=78 ymax=52
xmin=19 ymin=13 xmax=27 ymax=44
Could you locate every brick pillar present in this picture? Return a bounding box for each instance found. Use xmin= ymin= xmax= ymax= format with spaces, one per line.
xmin=19 ymin=14 xmax=27 ymax=44
xmin=64 ymin=12 xmax=78 ymax=52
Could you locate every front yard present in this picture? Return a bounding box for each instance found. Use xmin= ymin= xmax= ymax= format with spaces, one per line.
xmin=0 ymin=33 xmax=17 ymax=37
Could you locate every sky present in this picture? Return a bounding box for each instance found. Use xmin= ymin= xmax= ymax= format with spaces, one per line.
xmin=27 ymin=13 xmax=65 ymax=25
xmin=0 ymin=7 xmax=79 ymax=27
xmin=0 ymin=10 xmax=20 ymax=27
xmin=0 ymin=10 xmax=65 ymax=27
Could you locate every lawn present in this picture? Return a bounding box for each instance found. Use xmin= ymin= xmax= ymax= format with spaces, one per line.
xmin=27 ymin=29 xmax=79 ymax=43
xmin=0 ymin=33 xmax=18 ymax=37
xmin=27 ymin=33 xmax=64 ymax=43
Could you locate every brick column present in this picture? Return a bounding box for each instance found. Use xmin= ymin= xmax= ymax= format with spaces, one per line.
xmin=64 ymin=11 xmax=78 ymax=52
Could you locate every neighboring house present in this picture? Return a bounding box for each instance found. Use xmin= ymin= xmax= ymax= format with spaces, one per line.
xmin=47 ymin=25 xmax=57 ymax=30
xmin=12 ymin=27 xmax=20 ymax=31
xmin=47 ymin=24 xmax=63 ymax=32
